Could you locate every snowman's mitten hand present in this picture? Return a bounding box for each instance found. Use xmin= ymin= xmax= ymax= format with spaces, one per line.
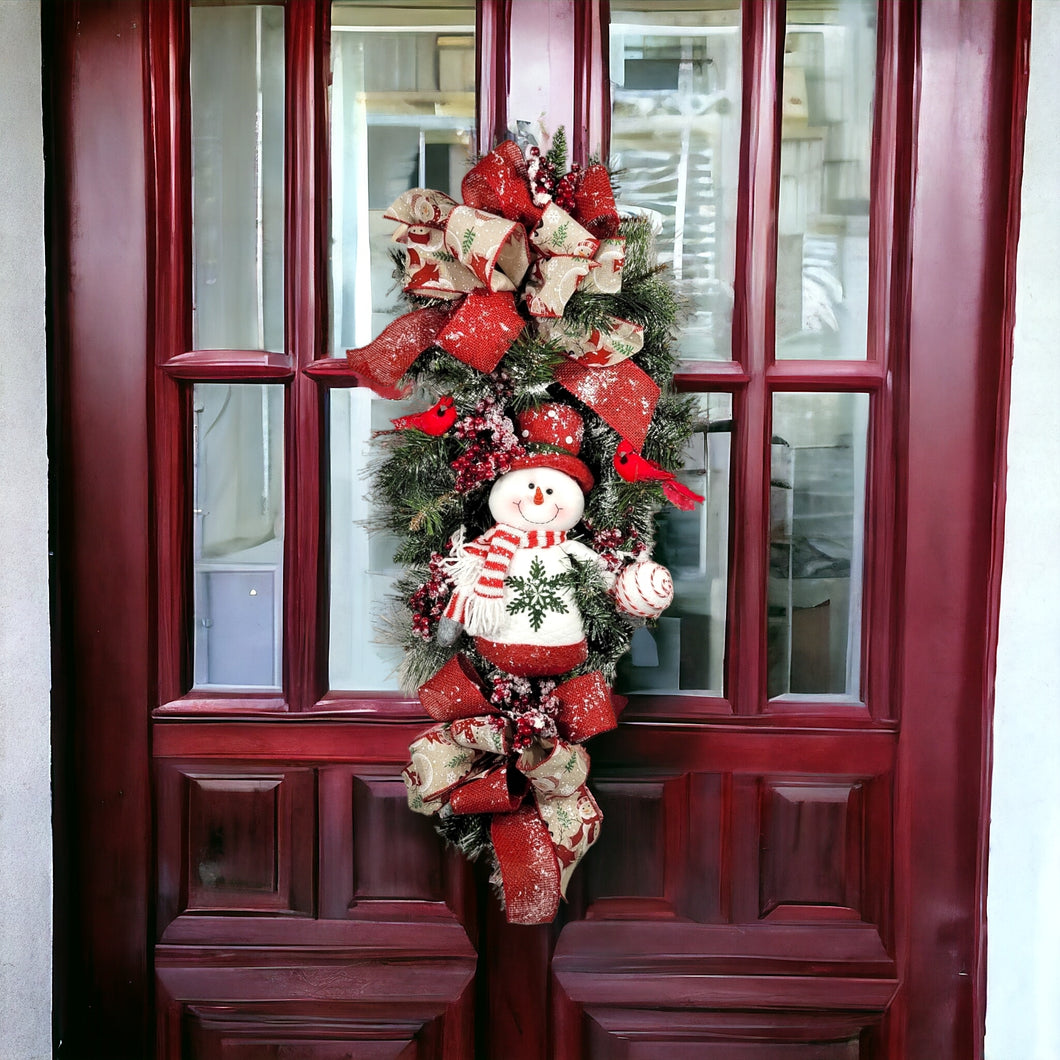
xmin=436 ymin=616 xmax=464 ymax=647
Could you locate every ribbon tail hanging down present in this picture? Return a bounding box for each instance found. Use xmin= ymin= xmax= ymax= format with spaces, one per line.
xmin=346 ymin=306 xmax=452 ymax=397
xmin=491 ymin=804 xmax=563 ymax=925
xmin=554 ymin=359 xmax=660 ymax=451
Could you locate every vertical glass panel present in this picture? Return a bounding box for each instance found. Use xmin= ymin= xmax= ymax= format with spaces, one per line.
xmin=329 ymin=1 xmax=476 ymax=353
xmin=768 ymin=392 xmax=868 ymax=699
xmin=190 ymin=3 xmax=285 ymax=352
xmin=610 ymin=2 xmax=742 ymax=362
xmin=617 ymin=393 xmax=732 ymax=696
xmin=193 ymin=384 xmax=284 ymax=689
xmin=329 ymin=388 xmax=412 ymax=691
xmin=775 ymin=0 xmax=876 ymax=360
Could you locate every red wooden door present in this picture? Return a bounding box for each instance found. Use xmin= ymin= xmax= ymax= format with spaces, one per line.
xmin=47 ymin=0 xmax=1028 ymax=1057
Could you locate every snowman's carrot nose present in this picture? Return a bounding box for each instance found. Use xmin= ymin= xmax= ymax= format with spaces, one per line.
xmin=533 ymin=486 xmax=544 ymax=505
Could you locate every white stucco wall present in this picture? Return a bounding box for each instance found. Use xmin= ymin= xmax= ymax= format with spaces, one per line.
xmin=984 ymin=2 xmax=1060 ymax=1058
xmin=0 ymin=3 xmax=51 ymax=1060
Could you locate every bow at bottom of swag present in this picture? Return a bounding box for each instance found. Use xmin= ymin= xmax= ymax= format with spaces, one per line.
xmin=402 ymin=653 xmax=618 ymax=924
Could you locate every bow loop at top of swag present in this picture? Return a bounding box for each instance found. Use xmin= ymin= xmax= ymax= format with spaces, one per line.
xmin=402 ymin=651 xmax=620 ymax=924
xmin=347 ymin=140 xmax=659 ymax=449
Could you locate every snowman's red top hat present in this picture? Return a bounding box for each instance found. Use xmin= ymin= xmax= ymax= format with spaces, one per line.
xmin=508 ymin=403 xmax=594 ymax=493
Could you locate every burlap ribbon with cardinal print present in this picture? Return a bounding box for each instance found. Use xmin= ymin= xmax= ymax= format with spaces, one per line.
xmin=402 ymin=653 xmax=621 ymax=924
xmin=348 ymin=141 xmax=660 ymax=449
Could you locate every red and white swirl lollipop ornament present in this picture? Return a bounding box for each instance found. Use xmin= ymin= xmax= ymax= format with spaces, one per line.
xmin=613 ymin=556 xmax=675 ymax=619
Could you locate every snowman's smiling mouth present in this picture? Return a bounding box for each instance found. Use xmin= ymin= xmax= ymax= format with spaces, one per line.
xmin=514 ymin=499 xmax=562 ymax=525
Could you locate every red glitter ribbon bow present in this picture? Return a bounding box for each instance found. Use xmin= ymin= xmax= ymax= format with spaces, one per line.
xmin=403 ymin=653 xmax=622 ymax=924
xmin=347 ymin=142 xmax=660 ymax=449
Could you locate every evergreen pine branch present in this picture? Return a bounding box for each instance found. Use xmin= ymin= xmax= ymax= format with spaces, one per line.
xmin=545 ymin=127 xmax=568 ymax=172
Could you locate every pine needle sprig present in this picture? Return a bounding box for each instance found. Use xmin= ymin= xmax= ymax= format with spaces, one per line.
xmin=545 ymin=127 xmax=568 ymax=172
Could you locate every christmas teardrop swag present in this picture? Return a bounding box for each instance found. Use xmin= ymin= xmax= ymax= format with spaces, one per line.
xmin=349 ymin=132 xmax=701 ymax=925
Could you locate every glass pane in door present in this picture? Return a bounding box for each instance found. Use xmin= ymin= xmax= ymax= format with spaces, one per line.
xmin=190 ymin=3 xmax=285 ymax=352
xmin=775 ymin=0 xmax=876 ymax=360
xmin=329 ymin=1 xmax=476 ymax=353
xmin=610 ymin=2 xmax=742 ymax=362
xmin=193 ymin=384 xmax=285 ymax=689
xmin=616 ymin=393 xmax=732 ymax=697
xmin=768 ymin=391 xmax=868 ymax=699
xmin=329 ymin=389 xmax=418 ymax=692
xmin=328 ymin=1 xmax=476 ymax=692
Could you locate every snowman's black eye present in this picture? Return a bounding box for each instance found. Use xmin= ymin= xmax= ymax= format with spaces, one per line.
xmin=546 ymin=488 xmax=553 ymax=495
xmin=527 ymin=482 xmax=534 ymax=489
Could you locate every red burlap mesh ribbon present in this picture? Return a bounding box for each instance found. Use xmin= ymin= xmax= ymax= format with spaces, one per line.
xmin=461 ymin=139 xmax=543 ymax=231
xmin=491 ymin=806 xmax=562 ymax=923
xmin=574 ymin=164 xmax=621 ymax=239
xmin=403 ymin=652 xmax=620 ymax=924
xmin=346 ymin=306 xmax=452 ymax=396
xmin=347 ymin=294 xmax=524 ymax=397
xmin=435 ymin=290 xmax=526 ymax=374
xmin=554 ymin=359 xmax=661 ymax=451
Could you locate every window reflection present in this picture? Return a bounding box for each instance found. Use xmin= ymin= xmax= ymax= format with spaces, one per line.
xmin=768 ymin=392 xmax=868 ymax=699
xmin=328 ymin=1 xmax=475 ymax=692
xmin=190 ymin=3 xmax=285 ymax=352
xmin=610 ymin=2 xmax=742 ymax=362
xmin=617 ymin=393 xmax=732 ymax=696
xmin=329 ymin=1 xmax=476 ymax=353
xmin=193 ymin=384 xmax=284 ymax=689
xmin=776 ymin=0 xmax=876 ymax=360
xmin=329 ymin=388 xmax=414 ymax=691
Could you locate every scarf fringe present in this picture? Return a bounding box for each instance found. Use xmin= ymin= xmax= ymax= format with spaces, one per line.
xmin=443 ymin=525 xmax=485 ymax=586
xmin=463 ymin=595 xmax=508 ymax=638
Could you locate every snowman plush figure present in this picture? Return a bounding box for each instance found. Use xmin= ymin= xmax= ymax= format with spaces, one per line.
xmin=438 ymin=403 xmax=655 ymax=678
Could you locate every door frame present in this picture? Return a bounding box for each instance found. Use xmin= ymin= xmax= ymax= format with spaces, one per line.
xmin=46 ymin=1 xmax=1029 ymax=1055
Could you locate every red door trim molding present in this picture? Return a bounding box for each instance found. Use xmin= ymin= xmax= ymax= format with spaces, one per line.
xmin=892 ymin=1 xmax=1031 ymax=1054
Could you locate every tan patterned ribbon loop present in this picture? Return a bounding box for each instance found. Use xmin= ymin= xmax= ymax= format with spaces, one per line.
xmin=396 ymin=224 xmax=482 ymax=299
xmin=580 ymin=237 xmax=626 ymax=295
xmin=518 ymin=737 xmax=590 ymax=798
xmin=532 ymin=202 xmax=600 ymax=259
xmin=443 ymin=205 xmax=531 ymax=292
xmin=523 ymin=257 xmax=595 ymax=319
xmin=536 ymin=316 xmax=645 ymax=368
xmin=384 ymin=188 xmax=459 ymax=228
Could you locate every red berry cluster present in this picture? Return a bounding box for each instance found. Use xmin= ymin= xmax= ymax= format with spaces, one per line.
xmin=553 ymin=163 xmax=582 ymax=213
xmin=408 ymin=550 xmax=454 ymax=640
xmin=584 ymin=519 xmax=648 ymax=573
xmin=450 ymin=397 xmax=526 ymax=493
xmin=489 ymin=674 xmax=561 ymax=752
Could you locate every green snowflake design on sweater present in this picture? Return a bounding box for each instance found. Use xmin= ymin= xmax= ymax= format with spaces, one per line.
xmin=505 ymin=557 xmax=569 ymax=632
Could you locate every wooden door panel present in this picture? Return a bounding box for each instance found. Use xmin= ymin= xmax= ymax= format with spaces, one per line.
xmin=319 ymin=765 xmax=477 ymax=924
xmin=758 ymin=779 xmax=864 ymax=918
xmin=157 ymin=952 xmax=475 ymax=1060
xmin=577 ymin=1008 xmax=874 ymax=1060
xmin=187 ymin=1020 xmax=421 ymax=1060
xmin=157 ymin=763 xmax=315 ymax=931
xmin=158 ymin=754 xmax=478 ymax=938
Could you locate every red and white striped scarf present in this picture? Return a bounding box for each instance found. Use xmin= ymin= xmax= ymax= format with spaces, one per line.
xmin=444 ymin=524 xmax=567 ymax=634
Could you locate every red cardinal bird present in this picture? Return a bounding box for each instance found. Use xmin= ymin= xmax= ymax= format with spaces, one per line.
xmin=391 ymin=395 xmax=458 ymax=436
xmin=612 ymin=439 xmax=704 ymax=511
